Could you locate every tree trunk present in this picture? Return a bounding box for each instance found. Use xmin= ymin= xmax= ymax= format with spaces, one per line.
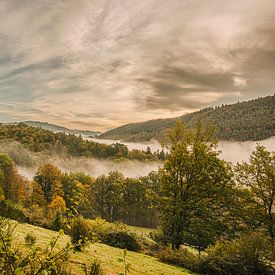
xmin=268 ymin=205 xmax=274 ymax=259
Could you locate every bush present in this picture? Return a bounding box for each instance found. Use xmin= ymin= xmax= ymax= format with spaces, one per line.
xmin=24 ymin=232 xmax=36 ymax=247
xmin=199 ymin=232 xmax=273 ymax=275
xmin=0 ymin=200 xmax=28 ymax=222
xmin=157 ymin=232 xmax=274 ymax=275
xmin=23 ymin=205 xmax=52 ymax=229
xmin=149 ymin=230 xmax=169 ymax=245
xmin=90 ymin=220 xmax=141 ymax=252
xmin=0 ymin=217 xmax=72 ymax=274
xmin=103 ymin=231 xmax=140 ymax=251
xmin=89 ymin=259 xmax=103 ymax=275
xmin=70 ymin=216 xmax=94 ymax=251
xmin=156 ymin=247 xmax=199 ymax=271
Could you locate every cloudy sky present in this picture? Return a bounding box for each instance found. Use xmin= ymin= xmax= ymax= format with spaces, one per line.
xmin=0 ymin=0 xmax=274 ymax=131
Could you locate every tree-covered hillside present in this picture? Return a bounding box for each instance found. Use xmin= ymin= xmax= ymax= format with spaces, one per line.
xmin=100 ymin=95 xmax=275 ymax=142
xmin=24 ymin=121 xmax=101 ymax=137
xmin=0 ymin=123 xmax=164 ymax=160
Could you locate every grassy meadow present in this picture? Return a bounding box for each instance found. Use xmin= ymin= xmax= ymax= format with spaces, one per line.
xmin=13 ymin=221 xmax=193 ymax=275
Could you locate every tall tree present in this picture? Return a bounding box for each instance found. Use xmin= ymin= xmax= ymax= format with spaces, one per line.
xmin=157 ymin=121 xmax=233 ymax=250
xmin=33 ymin=164 xmax=63 ymax=204
xmin=0 ymin=154 xmax=13 ymax=200
xmin=235 ymin=145 xmax=275 ymax=257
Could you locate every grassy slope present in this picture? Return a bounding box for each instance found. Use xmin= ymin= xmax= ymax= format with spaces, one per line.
xmin=13 ymin=222 xmax=192 ymax=275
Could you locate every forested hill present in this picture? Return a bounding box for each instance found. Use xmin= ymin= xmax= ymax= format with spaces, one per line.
xmin=0 ymin=123 xmax=163 ymax=160
xmin=24 ymin=121 xmax=101 ymax=137
xmin=100 ymin=95 xmax=275 ymax=142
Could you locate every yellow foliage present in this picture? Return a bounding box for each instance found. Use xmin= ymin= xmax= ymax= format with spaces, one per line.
xmin=48 ymin=195 xmax=66 ymax=212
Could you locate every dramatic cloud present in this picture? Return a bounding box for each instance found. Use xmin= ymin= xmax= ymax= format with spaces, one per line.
xmin=0 ymin=0 xmax=274 ymax=130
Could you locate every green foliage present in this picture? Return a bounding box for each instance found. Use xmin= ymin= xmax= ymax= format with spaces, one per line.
xmin=89 ymin=220 xmax=141 ymax=252
xmin=156 ymin=247 xmax=199 ymax=271
xmin=199 ymin=232 xmax=273 ymax=275
xmin=70 ymin=216 xmax=94 ymax=251
xmin=156 ymin=121 xmax=234 ymax=250
xmin=100 ymin=95 xmax=275 ymax=142
xmin=88 ymin=259 xmax=103 ymax=275
xmin=235 ymin=145 xmax=275 ymax=258
xmin=103 ymin=230 xmax=140 ymax=252
xmin=118 ymin=249 xmax=131 ymax=275
xmin=157 ymin=232 xmax=274 ymax=275
xmin=0 ymin=141 xmax=34 ymax=167
xmin=24 ymin=232 xmax=36 ymax=247
xmin=0 ymin=217 xmax=72 ymax=274
xmin=0 ymin=200 xmax=28 ymax=222
xmin=89 ymin=171 xmax=157 ymax=228
xmin=0 ymin=153 xmax=13 ymax=200
xmin=0 ymin=115 xmax=274 ymax=274
xmin=61 ymin=172 xmax=93 ymax=218
xmin=52 ymin=210 xmax=64 ymax=231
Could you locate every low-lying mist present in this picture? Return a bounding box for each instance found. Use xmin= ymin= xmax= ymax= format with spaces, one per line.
xmin=17 ymin=158 xmax=162 ymax=180
xmin=218 ymin=137 xmax=275 ymax=164
xmin=91 ymin=137 xmax=275 ymax=164
xmin=0 ymin=141 xmax=162 ymax=179
xmin=88 ymin=137 xmax=163 ymax=152
xmin=0 ymin=137 xmax=274 ymax=180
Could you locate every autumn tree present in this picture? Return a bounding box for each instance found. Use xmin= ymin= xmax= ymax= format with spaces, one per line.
xmin=29 ymin=180 xmax=47 ymax=207
xmin=48 ymin=195 xmax=66 ymax=215
xmin=33 ymin=164 xmax=63 ymax=204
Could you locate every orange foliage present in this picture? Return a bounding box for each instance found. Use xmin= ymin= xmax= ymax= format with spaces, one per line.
xmin=48 ymin=195 xmax=66 ymax=212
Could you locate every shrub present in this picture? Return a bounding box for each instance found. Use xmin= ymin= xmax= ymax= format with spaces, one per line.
xmin=70 ymin=216 xmax=94 ymax=251
xmin=23 ymin=205 xmax=50 ymax=228
xmin=0 ymin=217 xmax=72 ymax=274
xmin=199 ymin=232 xmax=274 ymax=275
xmin=157 ymin=232 xmax=274 ymax=275
xmin=52 ymin=210 xmax=64 ymax=231
xmin=99 ymin=222 xmax=140 ymax=252
xmin=24 ymin=232 xmax=36 ymax=247
xmin=103 ymin=231 xmax=140 ymax=251
xmin=149 ymin=230 xmax=169 ymax=245
xmin=156 ymin=247 xmax=199 ymax=271
xmin=89 ymin=259 xmax=103 ymax=275
xmin=0 ymin=200 xmax=28 ymax=222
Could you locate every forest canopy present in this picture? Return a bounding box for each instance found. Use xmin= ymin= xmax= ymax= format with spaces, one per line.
xmin=100 ymin=95 xmax=275 ymax=142
xmin=0 ymin=123 xmax=165 ymax=161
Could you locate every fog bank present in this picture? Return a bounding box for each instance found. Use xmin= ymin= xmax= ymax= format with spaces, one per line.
xmin=91 ymin=137 xmax=275 ymax=164
xmin=89 ymin=138 xmax=163 ymax=152
xmin=1 ymin=137 xmax=274 ymax=181
xmin=218 ymin=137 xmax=275 ymax=164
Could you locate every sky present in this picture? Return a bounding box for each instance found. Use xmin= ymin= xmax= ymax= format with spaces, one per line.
xmin=0 ymin=0 xmax=274 ymax=131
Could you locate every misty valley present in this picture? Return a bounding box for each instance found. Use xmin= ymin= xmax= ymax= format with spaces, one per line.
xmin=0 ymin=101 xmax=274 ymax=274
xmin=1 ymin=1 xmax=275 ymax=273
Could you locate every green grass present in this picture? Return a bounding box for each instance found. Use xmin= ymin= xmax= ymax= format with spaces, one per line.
xmin=13 ymin=221 xmax=193 ymax=275
xmin=127 ymin=225 xmax=155 ymax=236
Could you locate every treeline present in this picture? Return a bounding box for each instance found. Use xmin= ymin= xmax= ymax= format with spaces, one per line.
xmin=0 ymin=123 xmax=166 ymax=161
xmin=100 ymin=94 xmax=275 ymax=142
xmin=0 ymin=156 xmax=157 ymax=228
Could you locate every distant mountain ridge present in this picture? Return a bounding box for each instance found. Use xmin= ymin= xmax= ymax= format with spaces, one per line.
xmin=100 ymin=95 xmax=275 ymax=142
xmin=24 ymin=121 xmax=101 ymax=137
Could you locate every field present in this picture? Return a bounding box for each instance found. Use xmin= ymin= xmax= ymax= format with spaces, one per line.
xmin=13 ymin=221 xmax=193 ymax=275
